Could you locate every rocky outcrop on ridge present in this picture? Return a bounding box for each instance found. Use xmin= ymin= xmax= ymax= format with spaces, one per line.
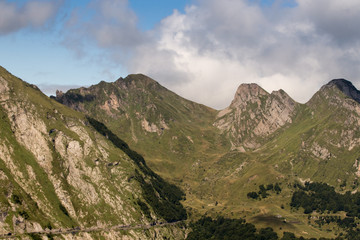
xmin=214 ymin=83 xmax=298 ymax=151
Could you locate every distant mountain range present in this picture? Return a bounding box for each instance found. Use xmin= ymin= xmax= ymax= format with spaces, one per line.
xmin=2 ymin=65 xmax=360 ymax=239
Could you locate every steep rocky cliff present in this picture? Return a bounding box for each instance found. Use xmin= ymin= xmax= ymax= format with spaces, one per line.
xmin=0 ymin=67 xmax=186 ymax=239
xmin=214 ymin=83 xmax=298 ymax=151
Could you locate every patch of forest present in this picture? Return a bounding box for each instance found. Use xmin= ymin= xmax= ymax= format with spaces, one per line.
xmin=247 ymin=183 xmax=282 ymax=200
xmin=291 ymin=182 xmax=360 ymax=217
xmin=187 ymin=216 xmax=327 ymax=240
xmin=290 ymin=182 xmax=360 ymax=240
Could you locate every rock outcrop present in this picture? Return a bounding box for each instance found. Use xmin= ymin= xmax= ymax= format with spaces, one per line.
xmin=214 ymin=83 xmax=298 ymax=150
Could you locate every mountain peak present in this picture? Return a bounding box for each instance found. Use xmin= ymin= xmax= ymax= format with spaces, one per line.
xmin=215 ymin=83 xmax=298 ymax=150
xmin=230 ymin=83 xmax=268 ymax=108
xmin=116 ymin=73 xmax=159 ymax=86
xmin=324 ymin=78 xmax=360 ymax=104
xmin=327 ymin=78 xmax=352 ymax=86
xmin=112 ymin=74 xmax=165 ymax=93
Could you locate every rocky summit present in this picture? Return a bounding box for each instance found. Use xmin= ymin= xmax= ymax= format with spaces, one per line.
xmin=214 ymin=83 xmax=298 ymax=151
xmin=326 ymin=78 xmax=360 ymax=104
xmin=2 ymin=64 xmax=360 ymax=239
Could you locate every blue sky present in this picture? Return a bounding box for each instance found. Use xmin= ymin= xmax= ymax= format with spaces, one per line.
xmin=1 ymin=0 xmax=360 ymax=109
xmin=130 ymin=0 xmax=194 ymax=30
xmin=0 ymin=0 xmax=194 ymax=92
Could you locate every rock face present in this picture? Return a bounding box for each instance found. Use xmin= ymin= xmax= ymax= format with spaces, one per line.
xmin=0 ymin=66 xmax=186 ymax=239
xmin=214 ymin=83 xmax=298 ymax=150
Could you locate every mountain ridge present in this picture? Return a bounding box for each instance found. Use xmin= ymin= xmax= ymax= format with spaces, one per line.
xmin=214 ymin=82 xmax=298 ymax=151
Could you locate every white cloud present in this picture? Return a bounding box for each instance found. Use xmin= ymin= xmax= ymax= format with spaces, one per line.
xmin=0 ymin=0 xmax=61 ymax=35
xmin=297 ymin=0 xmax=360 ymax=45
xmin=127 ymin=0 xmax=360 ymax=109
xmin=64 ymin=0 xmax=360 ymax=109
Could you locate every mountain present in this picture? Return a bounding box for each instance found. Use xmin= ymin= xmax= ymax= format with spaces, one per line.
xmin=56 ymin=74 xmax=360 ymax=239
xmin=0 ymin=67 xmax=187 ymax=239
xmin=214 ymin=83 xmax=298 ymax=151
xmin=324 ymin=78 xmax=360 ymax=103
xmin=4 ymin=63 xmax=360 ymax=239
xmin=55 ymin=74 xmax=229 ymax=181
xmin=292 ymin=78 xmax=360 ymax=183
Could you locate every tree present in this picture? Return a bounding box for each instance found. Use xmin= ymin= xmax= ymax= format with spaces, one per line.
xmin=274 ymin=183 xmax=282 ymax=194
xmin=247 ymin=192 xmax=259 ymax=199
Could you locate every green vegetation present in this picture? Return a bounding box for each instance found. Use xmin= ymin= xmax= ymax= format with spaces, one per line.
xmin=56 ymin=92 xmax=96 ymax=104
xmin=87 ymin=116 xmax=146 ymax=165
xmin=59 ymin=203 xmax=70 ymax=217
xmin=56 ymin=72 xmax=360 ymax=239
xmin=28 ymin=233 xmax=42 ymax=240
xmin=187 ymin=216 xmax=324 ymax=240
xmin=0 ymin=66 xmax=189 ymax=238
xmin=290 ymin=182 xmax=360 ymax=239
xmin=11 ymin=194 xmax=22 ymax=204
xmin=187 ymin=216 xmax=277 ymax=240
xmin=291 ymin=182 xmax=360 ymax=217
xmin=136 ymin=199 xmax=151 ymax=219
xmin=247 ymin=183 xmax=282 ymax=200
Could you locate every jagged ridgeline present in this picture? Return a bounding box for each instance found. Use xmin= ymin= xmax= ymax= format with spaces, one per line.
xmin=0 ymin=66 xmax=186 ymax=239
